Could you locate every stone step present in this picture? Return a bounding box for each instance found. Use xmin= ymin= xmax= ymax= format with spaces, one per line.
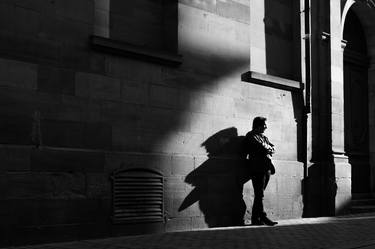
xmin=350 ymin=205 xmax=375 ymax=214
xmin=352 ymin=193 xmax=375 ymax=200
xmin=351 ymin=198 xmax=375 ymax=206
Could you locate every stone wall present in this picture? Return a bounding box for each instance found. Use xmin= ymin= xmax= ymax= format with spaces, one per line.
xmin=0 ymin=0 xmax=304 ymax=246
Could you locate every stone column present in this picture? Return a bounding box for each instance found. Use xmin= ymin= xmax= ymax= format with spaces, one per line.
xmin=330 ymin=0 xmax=351 ymax=214
xmin=366 ymin=21 xmax=375 ymax=195
xmin=369 ymin=65 xmax=375 ymax=194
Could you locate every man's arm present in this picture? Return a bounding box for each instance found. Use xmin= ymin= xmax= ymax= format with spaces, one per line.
xmin=250 ymin=134 xmax=274 ymax=155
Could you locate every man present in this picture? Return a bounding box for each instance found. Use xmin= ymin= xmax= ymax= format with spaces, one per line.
xmin=243 ymin=116 xmax=278 ymax=226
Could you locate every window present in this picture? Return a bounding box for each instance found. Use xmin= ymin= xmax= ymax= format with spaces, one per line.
xmin=92 ymin=0 xmax=181 ymax=66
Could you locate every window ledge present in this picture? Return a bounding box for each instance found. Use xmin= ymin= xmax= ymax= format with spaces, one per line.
xmin=241 ymin=71 xmax=303 ymax=91
xmin=90 ymin=35 xmax=182 ymax=67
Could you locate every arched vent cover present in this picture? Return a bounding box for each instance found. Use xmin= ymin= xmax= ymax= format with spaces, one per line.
xmin=112 ymin=168 xmax=164 ymax=224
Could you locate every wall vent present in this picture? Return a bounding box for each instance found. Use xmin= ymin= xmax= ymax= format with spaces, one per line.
xmin=111 ymin=168 xmax=164 ymax=224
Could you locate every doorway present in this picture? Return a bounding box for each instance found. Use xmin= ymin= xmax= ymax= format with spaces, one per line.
xmin=343 ymin=8 xmax=370 ymax=195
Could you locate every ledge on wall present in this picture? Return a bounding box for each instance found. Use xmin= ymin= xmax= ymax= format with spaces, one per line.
xmin=241 ymin=71 xmax=303 ymax=92
xmin=90 ymin=35 xmax=183 ymax=67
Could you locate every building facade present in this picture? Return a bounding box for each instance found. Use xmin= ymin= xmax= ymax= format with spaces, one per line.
xmin=0 ymin=0 xmax=373 ymax=246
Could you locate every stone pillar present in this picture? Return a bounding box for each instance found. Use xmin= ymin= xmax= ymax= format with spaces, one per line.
xmin=369 ymin=66 xmax=375 ymax=194
xmin=367 ymin=24 xmax=375 ymax=194
xmin=331 ymin=0 xmax=351 ymax=214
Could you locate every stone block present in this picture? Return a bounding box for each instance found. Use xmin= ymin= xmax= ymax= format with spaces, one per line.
xmin=1 ymin=198 xmax=104 ymax=227
xmin=274 ymin=160 xmax=304 ymax=177
xmin=60 ymin=46 xmax=91 ymax=72
xmin=120 ymin=80 xmax=147 ymax=105
xmin=336 ymin=193 xmax=351 ymax=214
xmin=30 ymin=148 xmax=105 ymax=172
xmin=149 ymin=84 xmax=180 ymax=109
xmin=55 ymin=0 xmax=94 ymax=24
xmin=217 ymin=0 xmax=250 ymax=24
xmin=210 ymin=95 xmax=232 ymax=117
xmin=3 ymin=172 xmax=53 ymax=199
xmin=12 ymin=35 xmax=61 ymax=63
xmin=41 ymin=119 xmax=111 ymax=149
xmin=139 ymin=107 xmax=186 ymax=133
xmin=161 ymin=132 xmax=205 ymax=155
xmin=171 ymin=155 xmax=195 ymax=176
xmin=37 ymin=65 xmax=75 ymax=95
xmin=46 ymin=95 xmax=86 ymax=122
xmin=192 ymin=216 xmax=207 ymax=230
xmin=99 ymin=101 xmax=141 ymax=127
xmin=48 ymin=17 xmax=92 ymax=47
xmin=0 ymin=58 xmax=37 ymax=90
xmin=105 ymin=152 xmax=172 ymax=176
xmin=164 ymin=176 xmax=187 ymax=193
xmin=94 ymin=0 xmax=110 ymax=11
xmin=41 ymin=119 xmax=84 ymax=148
xmin=14 ymin=5 xmax=40 ymax=36
xmin=0 ymin=115 xmax=33 ymax=145
xmin=49 ymin=172 xmax=86 ymax=199
xmin=82 ymin=122 xmax=112 ymax=150
xmin=335 ymin=162 xmax=351 ymax=178
xmin=276 ymin=176 xmax=302 ymax=198
xmin=0 ymin=145 xmax=31 ymax=172
xmin=179 ymin=0 xmax=216 ymax=13
xmin=111 ymin=127 xmax=143 ymax=152
xmin=86 ymin=173 xmax=110 ymax=198
xmin=336 ymin=178 xmax=351 ymax=195
xmin=165 ymin=217 xmax=192 ymax=232
xmin=332 ymin=96 xmax=344 ymax=115
xmin=0 ymin=3 xmax=15 ymax=34
xmin=184 ymin=91 xmax=214 ymax=115
xmin=106 ymin=56 xmax=162 ymax=83
xmin=75 ymin=72 xmax=121 ymax=101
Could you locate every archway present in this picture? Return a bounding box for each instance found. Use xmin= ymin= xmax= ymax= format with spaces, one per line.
xmin=343 ymin=8 xmax=370 ymax=195
xmin=343 ymin=1 xmax=375 ymax=196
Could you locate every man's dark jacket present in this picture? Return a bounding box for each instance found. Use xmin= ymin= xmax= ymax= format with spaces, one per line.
xmin=242 ymin=130 xmax=275 ymax=174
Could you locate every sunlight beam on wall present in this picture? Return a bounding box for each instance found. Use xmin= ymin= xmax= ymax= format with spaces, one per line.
xmin=94 ymin=0 xmax=110 ymax=38
xmin=249 ymin=0 xmax=267 ymax=74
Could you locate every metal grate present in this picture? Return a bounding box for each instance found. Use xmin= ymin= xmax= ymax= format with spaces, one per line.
xmin=112 ymin=168 xmax=164 ymax=224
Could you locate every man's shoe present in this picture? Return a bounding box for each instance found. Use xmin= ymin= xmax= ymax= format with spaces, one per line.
xmin=260 ymin=216 xmax=278 ymax=226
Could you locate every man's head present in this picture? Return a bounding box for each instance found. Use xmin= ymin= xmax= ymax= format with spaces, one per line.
xmin=252 ymin=116 xmax=267 ymax=134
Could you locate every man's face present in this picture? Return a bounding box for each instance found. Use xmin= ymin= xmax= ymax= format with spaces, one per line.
xmin=256 ymin=122 xmax=267 ymax=134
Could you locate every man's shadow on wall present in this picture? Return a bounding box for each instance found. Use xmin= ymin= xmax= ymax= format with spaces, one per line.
xmin=178 ymin=127 xmax=251 ymax=227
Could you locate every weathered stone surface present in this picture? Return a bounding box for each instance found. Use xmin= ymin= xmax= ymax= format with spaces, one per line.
xmin=86 ymin=173 xmax=110 ymax=198
xmin=0 ymin=198 xmax=104 ymax=226
xmin=0 ymin=145 xmax=31 ymax=172
xmin=120 ymin=80 xmax=147 ymax=105
xmin=75 ymin=72 xmax=121 ymax=101
xmin=166 ymin=217 xmax=192 ymax=232
xmin=217 ymin=0 xmax=250 ymax=24
xmin=0 ymin=31 xmax=61 ymax=63
xmin=0 ymin=115 xmax=33 ymax=145
xmin=171 ymin=155 xmax=195 ymax=176
xmin=37 ymin=65 xmax=75 ymax=95
xmin=105 ymin=152 xmax=172 ymax=176
xmin=0 ymin=0 xmax=310 ymax=242
xmin=0 ymin=58 xmax=37 ymax=90
xmin=31 ymin=148 xmax=105 ymax=172
xmin=41 ymin=119 xmax=112 ymax=149
xmin=14 ymin=5 xmax=40 ymax=36
xmin=55 ymin=0 xmax=94 ymax=24
xmin=149 ymin=84 xmax=180 ymax=109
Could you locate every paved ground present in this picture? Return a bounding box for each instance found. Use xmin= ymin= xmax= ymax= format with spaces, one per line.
xmin=5 ymin=213 xmax=375 ymax=249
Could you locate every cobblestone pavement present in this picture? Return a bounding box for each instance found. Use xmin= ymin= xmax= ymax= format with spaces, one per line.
xmin=5 ymin=213 xmax=375 ymax=249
